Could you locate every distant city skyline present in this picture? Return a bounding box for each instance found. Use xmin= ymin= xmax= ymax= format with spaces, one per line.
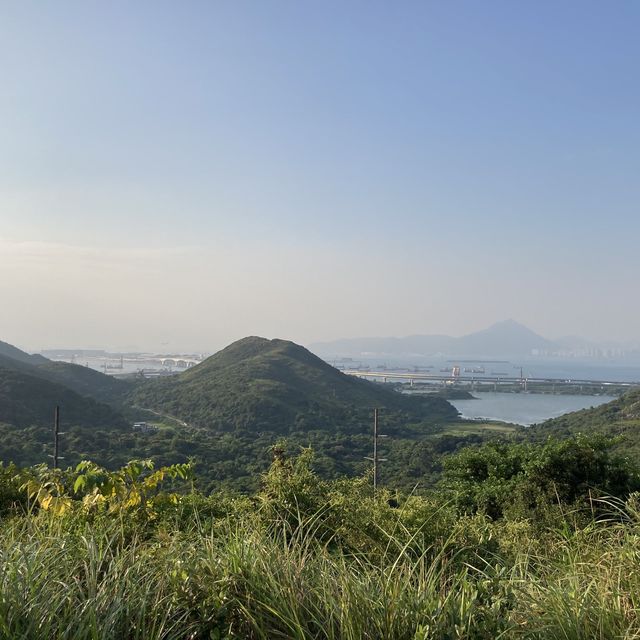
xmin=2 ymin=2 xmax=638 ymax=351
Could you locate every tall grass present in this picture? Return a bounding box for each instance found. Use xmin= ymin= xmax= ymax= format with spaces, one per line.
xmin=512 ymin=520 xmax=640 ymax=639
xmin=1 ymin=500 xmax=640 ymax=638
xmin=0 ymin=516 xmax=194 ymax=639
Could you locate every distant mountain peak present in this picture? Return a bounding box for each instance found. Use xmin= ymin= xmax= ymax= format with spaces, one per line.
xmin=454 ymin=320 xmax=553 ymax=356
xmin=493 ymin=318 xmax=521 ymax=328
xmin=487 ymin=318 xmax=532 ymax=330
xmin=471 ymin=319 xmax=545 ymax=337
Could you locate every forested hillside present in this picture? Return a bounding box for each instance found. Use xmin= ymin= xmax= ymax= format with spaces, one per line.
xmin=130 ymin=336 xmax=457 ymax=433
xmin=528 ymin=388 xmax=640 ymax=459
xmin=0 ymin=342 xmax=128 ymax=433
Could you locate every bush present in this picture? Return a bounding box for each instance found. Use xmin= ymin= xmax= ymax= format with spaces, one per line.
xmin=441 ymin=435 xmax=640 ymax=521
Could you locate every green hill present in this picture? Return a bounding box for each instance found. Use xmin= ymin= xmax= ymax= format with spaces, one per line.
xmin=131 ymin=336 xmax=457 ymax=434
xmin=34 ymin=360 xmax=129 ymax=406
xmin=0 ymin=343 xmax=129 ymax=407
xmin=0 ymin=366 xmax=126 ymax=429
xmin=528 ymin=388 xmax=640 ymax=458
xmin=0 ymin=353 xmax=39 ymax=376
xmin=0 ymin=345 xmax=129 ymax=469
xmin=0 ymin=340 xmax=128 ymax=431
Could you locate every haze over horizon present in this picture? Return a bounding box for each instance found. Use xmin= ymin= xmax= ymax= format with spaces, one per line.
xmin=9 ymin=318 xmax=638 ymax=357
xmin=2 ymin=2 xmax=639 ymax=352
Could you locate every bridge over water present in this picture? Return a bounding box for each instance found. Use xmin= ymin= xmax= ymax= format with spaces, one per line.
xmin=344 ymin=370 xmax=640 ymax=391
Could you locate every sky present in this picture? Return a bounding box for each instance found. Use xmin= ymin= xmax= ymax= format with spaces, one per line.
xmin=1 ymin=1 xmax=639 ymax=352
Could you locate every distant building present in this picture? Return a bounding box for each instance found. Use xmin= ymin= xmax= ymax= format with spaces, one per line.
xmin=132 ymin=421 xmax=158 ymax=433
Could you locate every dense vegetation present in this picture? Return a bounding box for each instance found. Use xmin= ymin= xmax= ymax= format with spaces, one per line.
xmin=0 ymin=416 xmax=508 ymax=493
xmin=1 ymin=436 xmax=640 ymax=639
xmin=0 ymin=367 xmax=125 ymax=429
xmin=33 ymin=359 xmax=130 ymax=406
xmin=527 ymin=388 xmax=640 ymax=458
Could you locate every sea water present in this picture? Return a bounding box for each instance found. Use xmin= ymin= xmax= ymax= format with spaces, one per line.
xmin=449 ymin=392 xmax=616 ymax=427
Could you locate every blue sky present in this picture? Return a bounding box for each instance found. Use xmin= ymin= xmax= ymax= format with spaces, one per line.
xmin=1 ymin=2 xmax=639 ymax=350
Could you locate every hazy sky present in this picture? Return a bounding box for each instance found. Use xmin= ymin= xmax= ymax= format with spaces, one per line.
xmin=1 ymin=1 xmax=639 ymax=352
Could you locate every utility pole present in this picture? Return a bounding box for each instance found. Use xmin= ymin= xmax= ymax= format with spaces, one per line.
xmin=364 ymin=408 xmax=387 ymax=492
xmin=373 ymin=407 xmax=379 ymax=490
xmin=51 ymin=405 xmax=64 ymax=469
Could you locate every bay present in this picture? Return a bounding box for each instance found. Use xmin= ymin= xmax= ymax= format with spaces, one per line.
xmin=449 ymin=392 xmax=616 ymax=427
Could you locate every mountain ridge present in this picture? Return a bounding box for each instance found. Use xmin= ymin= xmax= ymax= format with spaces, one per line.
xmin=309 ymin=320 xmax=558 ymax=358
xmin=0 ymin=341 xmax=128 ymax=429
xmin=0 ymin=340 xmax=48 ymax=365
xmin=0 ymin=341 xmax=128 ymax=405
